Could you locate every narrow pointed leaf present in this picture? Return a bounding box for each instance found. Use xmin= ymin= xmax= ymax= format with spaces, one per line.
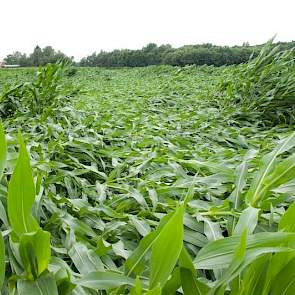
xmin=125 ymin=212 xmax=174 ymax=276
xmin=194 ymin=232 xmax=295 ymax=269
xmin=233 ymin=206 xmax=259 ymax=236
xmin=270 ymin=257 xmax=295 ymax=295
xmin=146 ymin=285 xmax=162 ymax=295
xmin=19 ymin=229 xmax=51 ymax=280
xmin=180 ymin=268 xmax=209 ymax=295
xmin=0 ymin=232 xmax=5 ymax=289
xmin=246 ymin=132 xmax=295 ymax=206
xmin=8 ymin=134 xmax=39 ymax=238
xmin=69 ymin=242 xmax=104 ymax=274
xmin=75 ymin=271 xmax=134 ymax=290
xmin=150 ymin=205 xmax=184 ymax=288
xmin=210 ymin=230 xmax=247 ymax=294
xmin=17 ymin=272 xmax=58 ymax=295
xmin=0 ymin=122 xmax=6 ymax=180
xmin=279 ymin=202 xmax=295 ymax=232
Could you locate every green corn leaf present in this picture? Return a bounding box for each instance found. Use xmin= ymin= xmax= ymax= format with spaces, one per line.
xmin=125 ymin=230 xmax=159 ymax=276
xmin=229 ymin=161 xmax=248 ymax=210
xmin=125 ymin=211 xmax=174 ymax=276
xmin=242 ymin=254 xmax=271 ymax=295
xmin=246 ymin=132 xmax=295 ymax=206
xmin=75 ymin=271 xmax=135 ymax=290
xmin=149 ymin=204 xmax=184 ymax=289
xmin=229 ymin=276 xmax=243 ymax=295
xmin=129 ymin=215 xmax=151 ymax=237
xmin=263 ymin=153 xmax=295 ymax=192
xmin=257 ymin=207 xmax=295 ymax=294
xmin=203 ymin=218 xmax=223 ymax=242
xmin=210 ymin=230 xmax=247 ymax=295
xmin=0 ymin=200 xmax=9 ymax=228
xmin=8 ymin=133 xmax=39 ymax=239
xmin=233 ymin=206 xmax=259 ymax=236
xmin=261 ymin=252 xmax=295 ymax=295
xmin=202 ymin=218 xmax=223 ymax=279
xmin=0 ymin=121 xmax=7 ymax=180
xmin=162 ymin=267 xmax=181 ymax=294
xmin=179 ymin=245 xmax=196 ymax=273
xmin=69 ymin=242 xmax=104 ymax=274
xmin=19 ymin=229 xmax=51 ymax=280
xmin=279 ymin=202 xmax=295 ymax=232
xmin=130 ymin=276 xmax=142 ymax=295
xmin=145 ymin=285 xmax=162 ymax=295
xmin=179 ymin=246 xmax=210 ymax=295
xmin=180 ymin=268 xmax=210 ymax=295
xmin=194 ymin=232 xmax=295 ymax=269
xmin=228 ymin=161 xmax=248 ymax=231
xmin=179 ymin=159 xmax=234 ymax=181
xmin=0 ymin=231 xmax=5 ymax=289
xmin=270 ymin=257 xmax=295 ymax=295
xmin=17 ymin=272 xmax=58 ymax=295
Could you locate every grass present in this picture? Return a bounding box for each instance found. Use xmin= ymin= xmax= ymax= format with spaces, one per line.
xmin=0 ymin=47 xmax=295 ymax=294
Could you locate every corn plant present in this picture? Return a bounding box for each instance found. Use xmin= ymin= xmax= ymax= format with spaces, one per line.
xmin=218 ymin=38 xmax=295 ymax=123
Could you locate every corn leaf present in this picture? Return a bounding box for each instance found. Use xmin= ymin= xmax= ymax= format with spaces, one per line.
xmin=270 ymin=257 xmax=295 ymax=295
xmin=0 ymin=122 xmax=6 ymax=180
xmin=149 ymin=204 xmax=184 ymax=288
xmin=17 ymin=272 xmax=58 ymax=295
xmin=246 ymin=132 xmax=295 ymax=206
xmin=233 ymin=206 xmax=259 ymax=236
xmin=146 ymin=285 xmax=162 ymax=295
xmin=194 ymin=232 xmax=295 ymax=269
xmin=242 ymin=254 xmax=271 ymax=295
xmin=68 ymin=242 xmax=104 ymax=274
xmin=279 ymin=202 xmax=295 ymax=232
xmin=0 ymin=232 xmax=5 ymax=289
xmin=179 ymin=246 xmax=210 ymax=295
xmin=8 ymin=133 xmax=39 ymax=239
xmin=75 ymin=271 xmax=135 ymax=290
xmin=19 ymin=229 xmax=51 ymax=280
xmin=125 ymin=212 xmax=174 ymax=276
xmin=130 ymin=276 xmax=142 ymax=295
xmin=210 ymin=230 xmax=247 ymax=295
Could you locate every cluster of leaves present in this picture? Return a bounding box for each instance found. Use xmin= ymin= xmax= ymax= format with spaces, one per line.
xmin=0 ymin=60 xmax=78 ymax=118
xmin=218 ymin=39 xmax=295 ymax=124
xmin=0 ymin=58 xmax=295 ymax=294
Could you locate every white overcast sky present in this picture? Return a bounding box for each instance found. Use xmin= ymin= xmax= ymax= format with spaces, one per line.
xmin=0 ymin=0 xmax=294 ymax=61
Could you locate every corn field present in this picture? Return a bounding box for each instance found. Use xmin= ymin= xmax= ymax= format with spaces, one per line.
xmin=0 ymin=43 xmax=295 ymax=294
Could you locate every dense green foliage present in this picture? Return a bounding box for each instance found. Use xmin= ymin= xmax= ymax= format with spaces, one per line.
xmin=4 ymin=41 xmax=295 ymax=68
xmin=218 ymin=40 xmax=295 ymax=124
xmin=0 ymin=44 xmax=295 ymax=294
xmin=79 ymin=41 xmax=295 ymax=67
xmin=4 ymin=46 xmax=73 ymax=67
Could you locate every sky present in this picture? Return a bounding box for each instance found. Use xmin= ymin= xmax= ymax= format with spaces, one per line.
xmin=0 ymin=0 xmax=294 ymax=61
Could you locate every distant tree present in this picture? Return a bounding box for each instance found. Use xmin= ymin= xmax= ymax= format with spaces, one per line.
xmin=42 ymin=46 xmax=55 ymax=64
xmin=142 ymin=43 xmax=158 ymax=52
xmin=30 ymin=45 xmax=43 ymax=66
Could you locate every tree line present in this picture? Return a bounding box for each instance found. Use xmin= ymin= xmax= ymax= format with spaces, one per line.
xmin=3 ymin=41 xmax=295 ymax=68
xmin=3 ymin=46 xmax=73 ymax=67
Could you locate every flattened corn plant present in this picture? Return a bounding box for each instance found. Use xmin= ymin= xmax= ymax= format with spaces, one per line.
xmin=218 ymin=38 xmax=295 ymax=124
xmin=0 ymin=49 xmax=295 ymax=294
